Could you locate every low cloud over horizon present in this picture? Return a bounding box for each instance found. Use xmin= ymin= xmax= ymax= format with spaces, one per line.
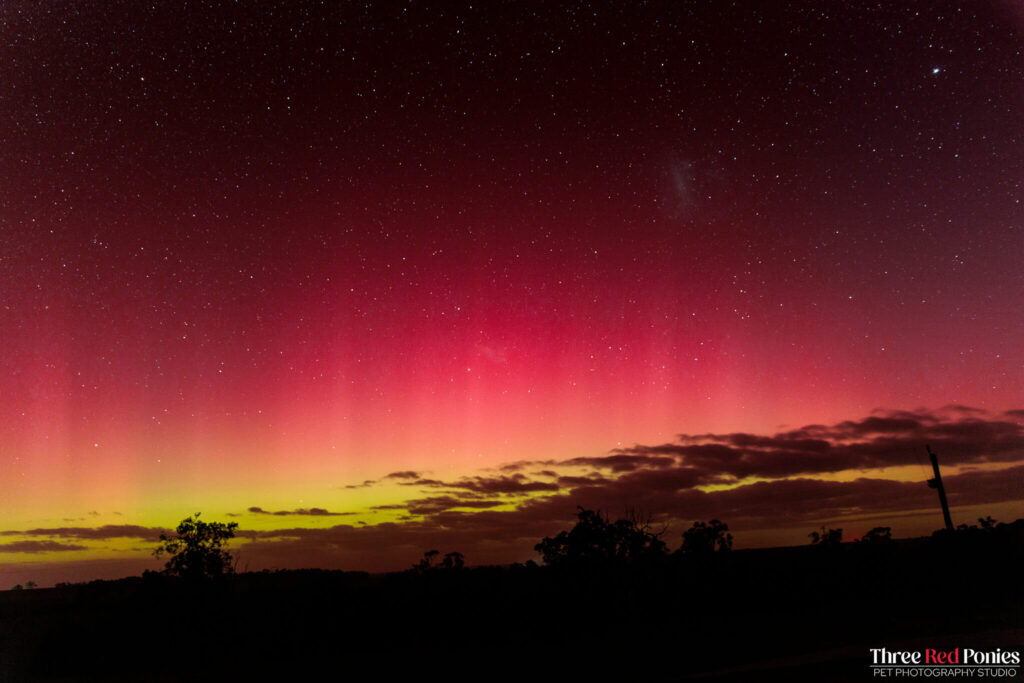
xmin=4 ymin=406 xmax=1023 ymax=580
xmin=246 ymin=507 xmax=355 ymax=517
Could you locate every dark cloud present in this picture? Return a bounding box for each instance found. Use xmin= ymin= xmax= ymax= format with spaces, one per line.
xmin=396 ymin=474 xmax=560 ymax=495
xmin=247 ymin=506 xmax=354 ymax=517
xmin=307 ymin=407 xmax=1021 ymax=567
xmin=0 ymin=540 xmax=90 ymax=553
xmin=942 ymin=404 xmax=991 ymax=416
xmin=373 ymin=496 xmax=507 ymax=515
xmin=226 ymin=460 xmax=1023 ymax=573
xmin=474 ymin=463 xmax=1024 ymax=547
xmin=831 ymin=416 xmax=926 ymax=436
xmin=556 ymin=474 xmax=613 ymax=487
xmin=7 ymin=408 xmax=1020 ymax=576
xmin=497 ymin=460 xmax=555 ymax=473
xmin=384 ymin=471 xmax=422 ymax=480
xmin=296 ymin=406 xmax=1022 ymax=568
xmin=0 ymin=525 xmax=167 ymax=541
xmin=342 ymin=471 xmax=428 ymax=489
xmin=564 ymin=454 xmax=677 ymax=472
xmin=241 ymin=407 xmax=1023 ymax=571
xmin=451 ymin=475 xmax=560 ymax=495
xmin=612 ymin=408 xmax=1024 ymax=483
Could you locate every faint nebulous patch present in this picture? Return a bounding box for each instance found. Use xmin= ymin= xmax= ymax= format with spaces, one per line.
xmin=476 ymin=344 xmax=508 ymax=364
xmin=662 ymin=157 xmax=711 ymax=220
xmin=661 ymin=155 xmax=728 ymax=220
xmin=667 ymin=161 xmax=697 ymax=217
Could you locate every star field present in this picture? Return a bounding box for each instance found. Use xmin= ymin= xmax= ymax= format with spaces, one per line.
xmin=0 ymin=1 xmax=1021 ymax=579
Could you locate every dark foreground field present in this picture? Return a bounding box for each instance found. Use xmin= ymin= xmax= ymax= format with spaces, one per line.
xmin=2 ymin=525 xmax=1022 ymax=681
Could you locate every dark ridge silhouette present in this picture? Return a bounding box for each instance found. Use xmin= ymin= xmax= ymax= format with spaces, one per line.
xmin=1 ymin=513 xmax=1022 ymax=679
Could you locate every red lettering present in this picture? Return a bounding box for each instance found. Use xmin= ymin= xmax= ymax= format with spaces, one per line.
xmin=925 ymin=649 xmax=959 ymax=664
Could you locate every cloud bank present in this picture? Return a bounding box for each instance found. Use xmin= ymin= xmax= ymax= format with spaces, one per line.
xmin=6 ymin=407 xmax=1022 ymax=576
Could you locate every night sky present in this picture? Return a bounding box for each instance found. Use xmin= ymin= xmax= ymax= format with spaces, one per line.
xmin=2 ymin=1 xmax=1022 ymax=585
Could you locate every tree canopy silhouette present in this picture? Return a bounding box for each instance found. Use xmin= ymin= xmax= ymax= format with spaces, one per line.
xmin=412 ymin=549 xmax=465 ymax=573
xmin=535 ymin=507 xmax=667 ymax=567
xmin=153 ymin=512 xmax=239 ymax=580
xmin=857 ymin=526 xmax=893 ymax=544
xmin=440 ymin=551 xmax=465 ymax=570
xmin=680 ymin=519 xmax=733 ymax=554
xmin=809 ymin=526 xmax=843 ymax=546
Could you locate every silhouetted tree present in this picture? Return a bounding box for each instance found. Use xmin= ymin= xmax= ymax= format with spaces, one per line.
xmin=412 ymin=549 xmax=464 ymax=572
xmin=809 ymin=526 xmax=843 ymax=546
xmin=938 ymin=515 xmax=1003 ymax=540
xmin=934 ymin=516 xmax=1024 ymax=549
xmin=412 ymin=549 xmax=439 ymax=572
xmin=153 ymin=512 xmax=238 ymax=580
xmin=534 ymin=507 xmax=668 ymax=567
xmin=857 ymin=527 xmax=893 ymax=544
xmin=441 ymin=551 xmax=465 ymax=570
xmin=679 ymin=520 xmax=733 ymax=554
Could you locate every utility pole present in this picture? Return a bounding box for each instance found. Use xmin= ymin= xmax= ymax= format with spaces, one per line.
xmin=926 ymin=445 xmax=954 ymax=532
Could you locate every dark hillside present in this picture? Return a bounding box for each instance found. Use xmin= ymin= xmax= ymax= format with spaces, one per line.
xmin=2 ymin=522 xmax=1021 ymax=679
